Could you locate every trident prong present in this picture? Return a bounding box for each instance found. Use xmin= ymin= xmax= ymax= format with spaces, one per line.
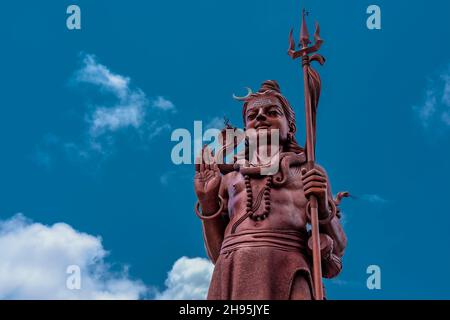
xmin=288 ymin=9 xmax=324 ymax=60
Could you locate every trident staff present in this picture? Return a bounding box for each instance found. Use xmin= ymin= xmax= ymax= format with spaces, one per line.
xmin=288 ymin=9 xmax=326 ymax=300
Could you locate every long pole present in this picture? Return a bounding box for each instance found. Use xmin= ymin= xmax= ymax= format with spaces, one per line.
xmin=288 ymin=8 xmax=326 ymax=300
xmin=302 ymin=61 xmax=324 ymax=300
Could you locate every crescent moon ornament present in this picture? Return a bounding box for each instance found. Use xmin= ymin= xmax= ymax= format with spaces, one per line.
xmin=232 ymin=87 xmax=253 ymax=101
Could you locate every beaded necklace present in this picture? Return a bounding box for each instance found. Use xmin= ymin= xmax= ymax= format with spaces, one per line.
xmin=244 ymin=174 xmax=273 ymax=221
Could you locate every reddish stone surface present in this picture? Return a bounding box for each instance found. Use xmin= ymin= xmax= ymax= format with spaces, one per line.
xmin=194 ymin=81 xmax=347 ymax=300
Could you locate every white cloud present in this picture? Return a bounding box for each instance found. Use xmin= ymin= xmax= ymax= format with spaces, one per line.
xmin=35 ymin=54 xmax=177 ymax=168
xmin=414 ymin=87 xmax=437 ymax=127
xmin=152 ymin=96 xmax=176 ymax=112
xmin=147 ymin=121 xmax=172 ymax=141
xmin=329 ymin=279 xmax=349 ymax=286
xmin=413 ymin=64 xmax=450 ymax=128
xmin=89 ymin=97 xmax=145 ymax=137
xmin=155 ymin=257 xmax=213 ymax=300
xmin=361 ymin=194 xmax=388 ymax=204
xmin=0 ymin=214 xmax=147 ymax=300
xmin=205 ymin=116 xmax=226 ymax=130
xmin=75 ymin=55 xmax=177 ymax=139
xmin=75 ymin=55 xmax=150 ymax=138
xmin=326 ymin=278 xmax=361 ymax=289
xmin=75 ymin=54 xmax=130 ymax=100
xmin=0 ymin=214 xmax=216 ymax=300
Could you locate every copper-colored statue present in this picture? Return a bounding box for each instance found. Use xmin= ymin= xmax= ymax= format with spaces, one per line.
xmin=194 ymin=10 xmax=347 ymax=300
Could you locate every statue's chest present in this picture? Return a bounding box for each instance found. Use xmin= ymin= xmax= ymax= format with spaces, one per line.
xmin=227 ymin=169 xmax=307 ymax=211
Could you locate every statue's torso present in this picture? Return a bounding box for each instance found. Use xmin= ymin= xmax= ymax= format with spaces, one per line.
xmin=222 ymin=164 xmax=308 ymax=236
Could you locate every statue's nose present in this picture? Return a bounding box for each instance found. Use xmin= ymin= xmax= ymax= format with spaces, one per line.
xmin=256 ymin=112 xmax=266 ymax=121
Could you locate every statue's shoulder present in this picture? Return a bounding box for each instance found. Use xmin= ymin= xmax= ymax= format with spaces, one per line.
xmin=280 ymin=151 xmax=307 ymax=168
xmin=222 ymin=170 xmax=241 ymax=184
xmin=270 ymin=152 xmax=307 ymax=186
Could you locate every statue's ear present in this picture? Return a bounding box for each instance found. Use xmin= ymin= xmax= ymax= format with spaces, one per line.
xmin=289 ymin=123 xmax=297 ymax=135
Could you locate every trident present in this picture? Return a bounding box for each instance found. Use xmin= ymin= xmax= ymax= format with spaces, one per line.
xmin=288 ymin=8 xmax=326 ymax=300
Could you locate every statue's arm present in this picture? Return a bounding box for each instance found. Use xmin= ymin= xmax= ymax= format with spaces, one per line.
xmin=200 ymin=176 xmax=229 ymax=264
xmin=318 ymin=166 xmax=347 ymax=257
xmin=321 ymin=215 xmax=347 ymax=257
xmin=310 ymin=166 xmax=346 ymax=278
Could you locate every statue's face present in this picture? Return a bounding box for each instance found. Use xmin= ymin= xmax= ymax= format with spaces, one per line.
xmin=245 ymin=96 xmax=289 ymax=143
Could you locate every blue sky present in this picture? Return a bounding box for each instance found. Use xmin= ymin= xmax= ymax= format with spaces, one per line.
xmin=0 ymin=0 xmax=449 ymax=299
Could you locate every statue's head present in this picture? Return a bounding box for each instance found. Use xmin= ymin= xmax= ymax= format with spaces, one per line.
xmin=236 ymin=80 xmax=304 ymax=154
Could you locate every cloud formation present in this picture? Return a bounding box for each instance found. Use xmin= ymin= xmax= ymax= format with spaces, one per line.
xmin=89 ymin=92 xmax=146 ymax=137
xmin=35 ymin=54 xmax=176 ymax=167
xmin=0 ymin=214 xmax=216 ymax=300
xmin=75 ymin=54 xmax=130 ymax=100
xmin=361 ymin=194 xmax=388 ymax=204
xmin=75 ymin=54 xmax=174 ymax=139
xmin=155 ymin=257 xmax=213 ymax=300
xmin=413 ymin=64 xmax=450 ymax=129
xmin=205 ymin=116 xmax=226 ymax=130
xmin=152 ymin=96 xmax=176 ymax=113
xmin=0 ymin=214 xmax=147 ymax=299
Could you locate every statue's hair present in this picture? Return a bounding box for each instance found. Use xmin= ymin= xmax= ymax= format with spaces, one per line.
xmin=241 ymin=80 xmax=304 ymax=154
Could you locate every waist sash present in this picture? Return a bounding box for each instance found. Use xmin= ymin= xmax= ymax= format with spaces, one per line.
xmin=220 ymin=229 xmax=307 ymax=255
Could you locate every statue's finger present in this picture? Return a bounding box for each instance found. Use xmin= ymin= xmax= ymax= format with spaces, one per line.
xmin=302 ymin=174 xmax=326 ymax=185
xmin=304 ymin=181 xmax=326 ymax=191
xmin=200 ymin=146 xmax=206 ymax=172
xmin=302 ymin=168 xmax=324 ymax=179
xmin=305 ymin=187 xmax=326 ymax=197
xmin=204 ymin=146 xmax=212 ymax=170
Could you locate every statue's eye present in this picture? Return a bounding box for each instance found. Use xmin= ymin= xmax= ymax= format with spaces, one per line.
xmin=248 ymin=112 xmax=257 ymax=120
xmin=268 ymin=110 xmax=278 ymax=116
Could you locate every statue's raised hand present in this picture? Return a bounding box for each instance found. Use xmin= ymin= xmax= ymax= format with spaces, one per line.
xmin=194 ymin=146 xmax=222 ymax=214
